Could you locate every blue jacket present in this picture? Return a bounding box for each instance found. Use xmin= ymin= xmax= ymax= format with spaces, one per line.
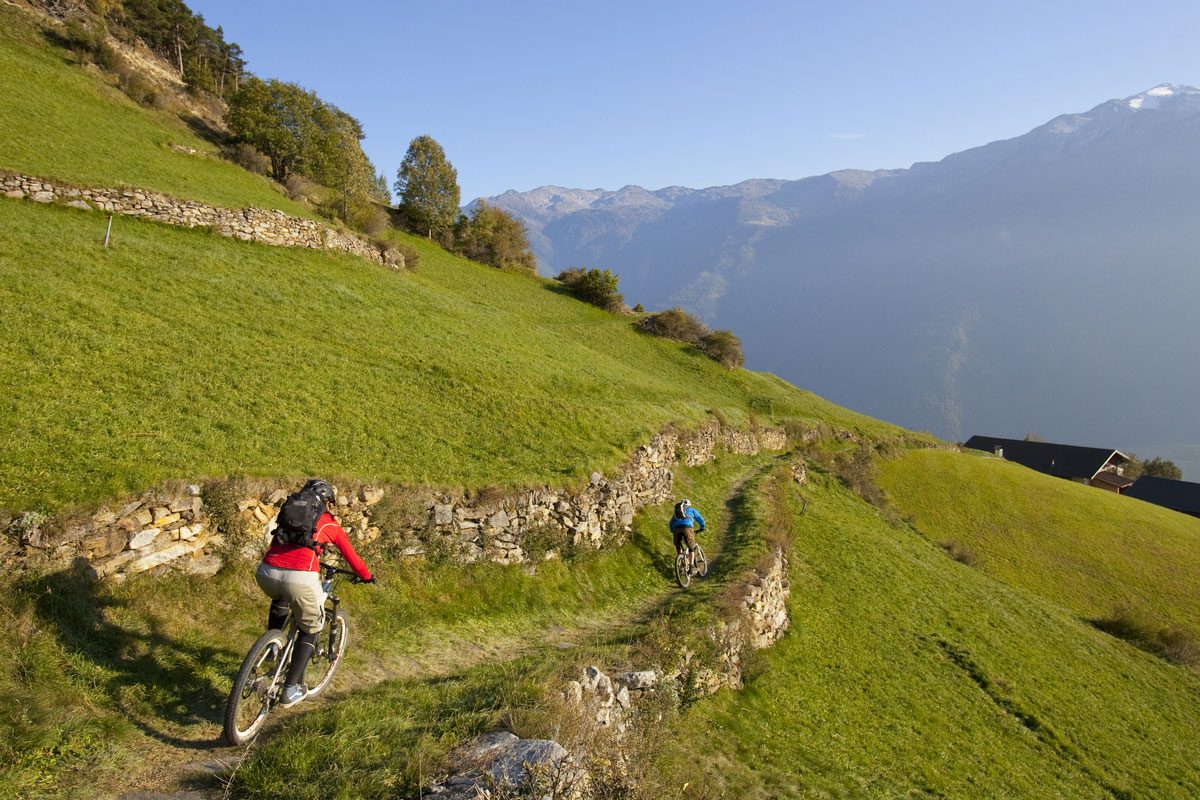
xmin=670 ymin=507 xmax=706 ymax=530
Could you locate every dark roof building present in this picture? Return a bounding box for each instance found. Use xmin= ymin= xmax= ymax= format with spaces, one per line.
xmin=1125 ymin=476 xmax=1200 ymax=518
xmin=1091 ymin=471 xmax=1135 ymax=494
xmin=963 ymin=436 xmax=1130 ymax=483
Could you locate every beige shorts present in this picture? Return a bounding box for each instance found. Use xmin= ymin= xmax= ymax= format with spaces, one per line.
xmin=256 ymin=563 xmax=326 ymax=634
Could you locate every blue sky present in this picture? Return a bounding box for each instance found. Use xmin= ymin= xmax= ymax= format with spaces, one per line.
xmin=189 ymin=0 xmax=1199 ymax=201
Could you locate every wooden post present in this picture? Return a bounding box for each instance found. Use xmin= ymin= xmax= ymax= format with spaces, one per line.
xmin=103 ymin=215 xmax=113 ymax=247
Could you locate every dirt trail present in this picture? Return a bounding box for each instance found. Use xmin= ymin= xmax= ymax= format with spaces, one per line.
xmin=108 ymin=462 xmax=775 ymax=800
xmin=109 ymin=606 xmax=653 ymax=799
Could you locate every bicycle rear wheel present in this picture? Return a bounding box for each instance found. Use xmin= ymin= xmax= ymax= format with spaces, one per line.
xmin=674 ymin=552 xmax=691 ymax=588
xmin=694 ymin=544 xmax=708 ymax=578
xmin=224 ymin=629 xmax=287 ymax=746
xmin=305 ymin=609 xmax=349 ymax=699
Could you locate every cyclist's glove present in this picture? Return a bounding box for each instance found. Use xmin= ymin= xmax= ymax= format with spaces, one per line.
xmin=353 ymin=575 xmax=377 ymax=584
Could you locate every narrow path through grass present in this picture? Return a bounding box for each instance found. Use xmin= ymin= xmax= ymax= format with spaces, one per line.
xmin=2 ymin=454 xmax=774 ymax=799
xmin=225 ymin=457 xmax=788 ymax=800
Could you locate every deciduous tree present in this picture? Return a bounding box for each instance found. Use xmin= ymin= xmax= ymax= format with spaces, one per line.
xmin=395 ymin=135 xmax=460 ymax=243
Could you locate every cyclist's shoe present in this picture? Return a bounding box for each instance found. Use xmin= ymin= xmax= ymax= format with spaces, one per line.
xmin=280 ymin=683 xmax=309 ymax=708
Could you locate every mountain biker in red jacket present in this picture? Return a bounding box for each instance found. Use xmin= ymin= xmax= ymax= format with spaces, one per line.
xmin=256 ymin=479 xmax=374 ymax=707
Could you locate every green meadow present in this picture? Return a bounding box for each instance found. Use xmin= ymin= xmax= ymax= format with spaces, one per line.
xmin=880 ymin=448 xmax=1200 ymax=639
xmin=0 ymin=198 xmax=896 ymax=512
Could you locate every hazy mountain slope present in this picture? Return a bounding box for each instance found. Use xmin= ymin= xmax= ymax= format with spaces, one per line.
xmin=487 ymin=86 xmax=1200 ymax=475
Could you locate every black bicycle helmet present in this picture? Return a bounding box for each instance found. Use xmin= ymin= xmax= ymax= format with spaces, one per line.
xmin=302 ymin=479 xmax=336 ymax=505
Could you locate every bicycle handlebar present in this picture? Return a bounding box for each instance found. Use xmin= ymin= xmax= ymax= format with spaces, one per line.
xmin=319 ymin=562 xmax=376 ymax=585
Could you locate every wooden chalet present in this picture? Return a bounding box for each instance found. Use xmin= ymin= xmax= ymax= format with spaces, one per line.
xmin=964 ymin=435 xmax=1131 ymax=488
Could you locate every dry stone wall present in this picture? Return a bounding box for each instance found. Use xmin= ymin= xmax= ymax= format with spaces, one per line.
xmin=561 ymin=546 xmax=791 ymax=741
xmin=3 ymin=421 xmax=787 ymax=579
xmin=0 ymin=172 xmax=401 ymax=268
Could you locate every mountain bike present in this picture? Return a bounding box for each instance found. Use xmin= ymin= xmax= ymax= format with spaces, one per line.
xmin=674 ymin=529 xmax=708 ymax=589
xmin=223 ymin=562 xmax=365 ymax=745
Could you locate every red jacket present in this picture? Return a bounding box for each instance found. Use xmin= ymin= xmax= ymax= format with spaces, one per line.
xmin=262 ymin=511 xmax=372 ymax=581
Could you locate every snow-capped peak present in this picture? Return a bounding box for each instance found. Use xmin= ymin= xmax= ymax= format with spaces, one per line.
xmin=1125 ymin=83 xmax=1200 ymax=110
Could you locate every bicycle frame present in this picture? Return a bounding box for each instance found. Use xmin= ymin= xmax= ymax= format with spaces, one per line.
xmin=264 ymin=563 xmax=347 ymax=701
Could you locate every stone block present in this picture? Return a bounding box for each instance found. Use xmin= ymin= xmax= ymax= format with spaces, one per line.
xmin=184 ymin=554 xmax=223 ymax=577
xmin=94 ymin=550 xmax=138 ymax=576
xmin=66 ymin=199 xmax=91 ymax=211
xmin=31 ymin=191 xmax=54 ymax=203
xmin=116 ymin=500 xmax=143 ymax=519
xmin=133 ymin=509 xmax=154 ymax=527
xmin=4 ymin=189 xmax=24 ymax=199
xmin=93 ymin=511 xmax=117 ymax=526
xmin=82 ymin=528 xmax=128 ymax=558
xmin=614 ymin=670 xmax=659 ymax=691
xmin=360 ymin=487 xmax=384 ymax=505
xmin=128 ymin=528 xmax=162 ymax=550
xmin=155 ymin=512 xmax=181 ymax=528
xmin=126 ymin=539 xmax=205 ymax=574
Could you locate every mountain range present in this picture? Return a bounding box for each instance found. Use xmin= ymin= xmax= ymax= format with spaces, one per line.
xmin=483 ymin=85 xmax=1200 ymax=477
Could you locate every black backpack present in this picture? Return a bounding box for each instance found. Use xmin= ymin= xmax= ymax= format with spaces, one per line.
xmin=273 ymin=487 xmax=326 ymax=549
xmin=670 ymin=502 xmax=686 ymax=527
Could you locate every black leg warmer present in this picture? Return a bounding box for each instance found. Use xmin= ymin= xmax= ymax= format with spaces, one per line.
xmin=284 ymin=630 xmax=319 ymax=688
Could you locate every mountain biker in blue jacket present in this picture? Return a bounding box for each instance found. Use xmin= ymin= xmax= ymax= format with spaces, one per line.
xmin=669 ymin=498 xmax=706 ymax=570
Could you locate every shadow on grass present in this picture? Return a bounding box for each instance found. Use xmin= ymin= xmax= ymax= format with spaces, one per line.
xmin=19 ymin=559 xmax=239 ymax=750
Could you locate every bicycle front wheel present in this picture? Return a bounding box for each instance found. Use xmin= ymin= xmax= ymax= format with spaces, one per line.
xmin=694 ymin=544 xmax=708 ymax=578
xmin=306 ymin=609 xmax=349 ymax=699
xmin=675 ymin=552 xmax=691 ymax=589
xmin=224 ymin=629 xmax=287 ymax=746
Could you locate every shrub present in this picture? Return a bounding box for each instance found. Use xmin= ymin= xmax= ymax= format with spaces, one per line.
xmin=58 ymin=20 xmax=103 ymax=58
xmin=556 ymin=267 xmax=624 ymax=312
xmin=358 ymin=206 xmax=391 ymax=237
xmin=284 ymin=174 xmax=311 ymax=201
xmin=700 ymin=329 xmax=744 ymax=368
xmin=1092 ymin=605 xmax=1200 ymax=666
xmin=225 ymin=142 xmax=272 ymax=176
xmin=521 ymin=524 xmax=570 ymax=562
xmin=119 ymin=71 xmax=157 ymax=107
xmin=635 ymin=307 xmax=708 ymax=343
xmin=393 ymin=241 xmax=420 ymax=271
xmin=632 ymin=303 xmax=644 ymax=313
xmin=942 ymin=541 xmax=978 ymax=567
xmin=454 ymin=200 xmax=537 ymax=273
xmin=94 ymin=41 xmax=123 ymax=72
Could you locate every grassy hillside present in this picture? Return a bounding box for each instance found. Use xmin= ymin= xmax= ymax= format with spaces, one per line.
xmin=879 ymin=449 xmax=1200 ymax=640
xmin=0 ymin=198 xmax=899 ymax=511
xmin=0 ymin=5 xmax=311 ymax=215
xmin=652 ymin=472 xmax=1200 ymax=799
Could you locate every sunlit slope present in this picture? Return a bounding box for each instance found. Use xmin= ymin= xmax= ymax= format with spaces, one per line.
xmin=879 ymin=449 xmax=1200 ymax=638
xmin=654 ymin=474 xmax=1200 ymax=799
xmin=0 ymin=199 xmax=897 ymax=510
xmin=0 ymin=5 xmax=309 ymax=214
